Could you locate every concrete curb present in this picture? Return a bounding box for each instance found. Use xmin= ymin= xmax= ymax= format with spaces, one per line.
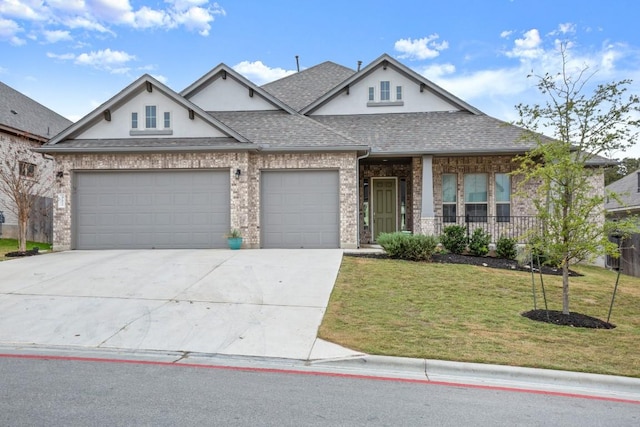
xmin=311 ymin=355 xmax=640 ymax=401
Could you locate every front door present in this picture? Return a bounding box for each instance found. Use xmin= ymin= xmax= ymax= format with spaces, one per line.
xmin=373 ymin=178 xmax=397 ymax=241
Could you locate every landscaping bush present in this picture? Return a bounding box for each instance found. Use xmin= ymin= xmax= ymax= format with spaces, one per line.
xmin=468 ymin=228 xmax=491 ymax=256
xmin=377 ymin=232 xmax=438 ymax=261
xmin=440 ymin=225 xmax=468 ymax=254
xmin=496 ymin=236 xmax=517 ymax=260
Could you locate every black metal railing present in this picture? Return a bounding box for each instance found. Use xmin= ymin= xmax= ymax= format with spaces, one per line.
xmin=433 ymin=215 xmax=539 ymax=243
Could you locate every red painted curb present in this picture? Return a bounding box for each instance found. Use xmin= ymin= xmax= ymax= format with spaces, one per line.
xmin=1 ymin=352 xmax=638 ymax=405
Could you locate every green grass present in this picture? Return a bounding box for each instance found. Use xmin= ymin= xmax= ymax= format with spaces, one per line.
xmin=319 ymin=256 xmax=640 ymax=378
xmin=0 ymin=238 xmax=52 ymax=261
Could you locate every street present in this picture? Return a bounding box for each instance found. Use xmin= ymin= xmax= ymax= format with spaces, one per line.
xmin=0 ymin=354 xmax=637 ymax=426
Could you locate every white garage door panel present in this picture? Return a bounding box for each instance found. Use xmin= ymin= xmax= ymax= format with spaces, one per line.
xmin=75 ymin=170 xmax=230 ymax=249
xmin=261 ymin=171 xmax=339 ymax=249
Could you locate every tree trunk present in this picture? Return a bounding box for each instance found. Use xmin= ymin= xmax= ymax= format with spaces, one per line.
xmin=18 ymin=214 xmax=28 ymax=252
xmin=562 ymin=262 xmax=570 ymax=315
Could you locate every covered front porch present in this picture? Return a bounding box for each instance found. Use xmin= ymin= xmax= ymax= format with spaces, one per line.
xmin=358 ymin=154 xmax=537 ymax=245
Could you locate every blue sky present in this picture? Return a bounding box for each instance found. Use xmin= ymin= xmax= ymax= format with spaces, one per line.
xmin=1 ymin=0 xmax=640 ymax=157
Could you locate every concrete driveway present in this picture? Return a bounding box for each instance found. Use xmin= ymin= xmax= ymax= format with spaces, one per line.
xmin=0 ymin=250 xmax=362 ymax=360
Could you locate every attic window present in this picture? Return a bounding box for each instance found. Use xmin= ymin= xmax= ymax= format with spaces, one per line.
xmin=367 ymin=80 xmax=404 ymax=107
xmin=145 ymin=105 xmax=157 ymax=129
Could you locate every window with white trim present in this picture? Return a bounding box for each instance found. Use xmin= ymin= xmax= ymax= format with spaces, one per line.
xmin=145 ymin=105 xmax=157 ymax=129
xmin=163 ymin=111 xmax=171 ymax=129
xmin=368 ymin=87 xmax=375 ymax=101
xmin=380 ymin=81 xmax=390 ymax=101
xmin=396 ymin=86 xmax=402 ymax=100
xmin=131 ymin=112 xmax=138 ymax=129
xmin=442 ymin=174 xmax=457 ymax=222
xmin=495 ymin=173 xmax=511 ymax=222
xmin=464 ymin=173 xmax=488 ymax=222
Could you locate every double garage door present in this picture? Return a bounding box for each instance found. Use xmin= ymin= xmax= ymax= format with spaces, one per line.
xmin=74 ymin=170 xmax=339 ymax=249
xmin=75 ymin=170 xmax=230 ymax=249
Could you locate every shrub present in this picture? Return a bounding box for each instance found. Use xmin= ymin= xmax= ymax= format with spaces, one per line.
xmin=468 ymin=228 xmax=491 ymax=257
xmin=526 ymin=237 xmax=562 ymax=267
xmin=440 ymin=225 xmax=468 ymax=254
xmin=377 ymin=232 xmax=439 ymax=261
xmin=496 ymin=236 xmax=517 ymax=260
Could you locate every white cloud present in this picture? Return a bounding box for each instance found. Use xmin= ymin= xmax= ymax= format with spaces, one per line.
xmin=47 ymin=52 xmax=76 ymax=60
xmin=42 ymin=30 xmax=72 ymax=43
xmin=0 ymin=0 xmax=48 ymax=21
xmin=0 ymin=17 xmax=25 ymax=45
xmin=395 ymin=35 xmax=449 ymax=60
xmin=151 ymin=74 xmax=168 ymax=84
xmin=418 ymin=63 xmax=456 ymax=80
xmin=0 ymin=0 xmax=226 ymax=46
xmin=133 ymin=7 xmax=170 ymax=29
xmin=75 ymin=48 xmax=135 ymax=67
xmin=500 ymin=30 xmax=513 ymax=39
xmin=506 ymin=29 xmax=544 ymax=60
xmin=232 ymin=61 xmax=296 ymax=85
xmin=554 ymin=22 xmax=576 ymax=35
xmin=46 ymin=48 xmax=136 ymax=73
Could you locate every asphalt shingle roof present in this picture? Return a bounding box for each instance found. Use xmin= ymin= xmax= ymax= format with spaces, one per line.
xmin=605 ymin=169 xmax=640 ymax=211
xmin=0 ymin=81 xmax=72 ymax=140
xmin=210 ymin=110 xmax=364 ymax=149
xmin=262 ymin=61 xmax=356 ymax=112
xmin=312 ymin=112 xmax=534 ymax=154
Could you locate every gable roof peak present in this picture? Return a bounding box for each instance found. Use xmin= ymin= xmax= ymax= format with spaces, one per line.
xmin=300 ymin=53 xmax=483 ymax=116
xmin=47 ymin=73 xmax=248 ymax=145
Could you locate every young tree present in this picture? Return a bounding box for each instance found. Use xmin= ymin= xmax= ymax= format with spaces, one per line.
xmin=0 ymin=135 xmax=51 ymax=252
xmin=514 ymin=44 xmax=640 ymax=315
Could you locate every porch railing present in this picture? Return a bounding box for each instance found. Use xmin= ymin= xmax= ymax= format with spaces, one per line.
xmin=432 ymin=215 xmax=540 ymax=243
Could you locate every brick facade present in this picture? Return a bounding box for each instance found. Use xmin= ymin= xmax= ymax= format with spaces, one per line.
xmin=51 ymin=151 xmax=358 ymax=250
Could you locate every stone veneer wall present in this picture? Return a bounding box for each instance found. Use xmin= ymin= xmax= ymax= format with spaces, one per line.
xmin=250 ymin=152 xmax=358 ymax=249
xmin=51 ymin=151 xmax=357 ymax=250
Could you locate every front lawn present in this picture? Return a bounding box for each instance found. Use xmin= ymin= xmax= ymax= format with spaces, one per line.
xmin=319 ymin=256 xmax=640 ymax=378
xmin=0 ymin=238 xmax=52 ymax=261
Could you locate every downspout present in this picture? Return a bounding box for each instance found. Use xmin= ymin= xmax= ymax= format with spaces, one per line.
xmin=356 ymin=149 xmax=371 ymax=248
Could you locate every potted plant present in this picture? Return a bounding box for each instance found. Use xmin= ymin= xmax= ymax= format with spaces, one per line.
xmin=226 ymin=228 xmax=243 ymax=250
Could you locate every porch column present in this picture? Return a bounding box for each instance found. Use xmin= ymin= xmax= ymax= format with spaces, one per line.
xmin=421 ymin=155 xmax=436 ymax=235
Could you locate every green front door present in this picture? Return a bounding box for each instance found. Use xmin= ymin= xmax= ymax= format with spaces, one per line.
xmin=373 ymin=178 xmax=397 ymax=241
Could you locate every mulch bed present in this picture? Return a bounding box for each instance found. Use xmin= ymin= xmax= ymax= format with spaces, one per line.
xmin=522 ymin=309 xmax=615 ymax=329
xmin=5 ymin=248 xmax=40 ymax=258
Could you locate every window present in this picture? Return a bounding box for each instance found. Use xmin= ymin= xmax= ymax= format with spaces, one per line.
xmin=442 ymin=174 xmax=457 ymax=222
xmin=464 ymin=173 xmax=487 ymax=222
xmin=163 ymin=111 xmax=171 ymax=129
xmin=368 ymin=87 xmax=375 ymax=101
xmin=131 ymin=112 xmax=138 ymax=129
xmin=495 ymin=173 xmax=511 ymax=222
xmin=380 ymin=81 xmax=390 ymax=101
xmin=396 ymin=86 xmax=402 ymax=100
xmin=145 ymin=105 xmax=157 ymax=129
xmin=19 ymin=161 xmax=36 ymax=178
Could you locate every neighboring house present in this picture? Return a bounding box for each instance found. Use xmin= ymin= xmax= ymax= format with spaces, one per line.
xmin=605 ymin=169 xmax=640 ymax=276
xmin=0 ymin=81 xmax=72 ymax=243
xmin=39 ymin=53 xmax=581 ymax=250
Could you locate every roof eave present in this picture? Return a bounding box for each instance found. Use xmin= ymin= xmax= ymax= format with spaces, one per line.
xmin=33 ymin=144 xmax=260 ymax=154
xmin=259 ymin=145 xmax=369 ymax=153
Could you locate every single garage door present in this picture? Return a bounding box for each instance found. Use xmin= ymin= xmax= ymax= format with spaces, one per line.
xmin=75 ymin=170 xmax=230 ymax=249
xmin=261 ymin=170 xmax=339 ymax=248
